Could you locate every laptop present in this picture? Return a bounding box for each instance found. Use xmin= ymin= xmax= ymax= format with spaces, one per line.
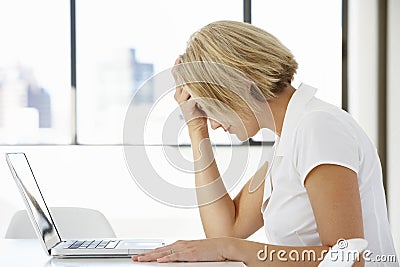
xmin=5 ymin=152 xmax=164 ymax=258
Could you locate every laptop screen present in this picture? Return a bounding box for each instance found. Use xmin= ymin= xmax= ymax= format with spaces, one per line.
xmin=6 ymin=153 xmax=61 ymax=252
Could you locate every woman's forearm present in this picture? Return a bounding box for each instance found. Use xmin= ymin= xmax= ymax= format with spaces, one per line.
xmin=189 ymin=125 xmax=237 ymax=237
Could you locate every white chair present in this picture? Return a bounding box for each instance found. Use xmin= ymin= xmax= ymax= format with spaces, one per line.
xmin=5 ymin=207 xmax=116 ymax=239
xmin=318 ymin=238 xmax=368 ymax=266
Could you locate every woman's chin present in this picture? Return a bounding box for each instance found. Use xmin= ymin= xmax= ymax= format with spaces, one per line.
xmin=234 ymin=129 xmax=259 ymax=142
xmin=235 ymin=133 xmax=251 ymax=142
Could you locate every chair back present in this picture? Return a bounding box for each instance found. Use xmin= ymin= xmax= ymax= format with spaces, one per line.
xmin=5 ymin=207 xmax=116 ymax=239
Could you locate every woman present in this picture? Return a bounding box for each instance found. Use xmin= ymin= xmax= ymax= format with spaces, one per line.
xmin=133 ymin=21 xmax=397 ymax=266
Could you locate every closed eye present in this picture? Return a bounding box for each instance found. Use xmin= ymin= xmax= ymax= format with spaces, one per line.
xmin=195 ymin=102 xmax=203 ymax=111
xmin=195 ymin=102 xmax=208 ymax=116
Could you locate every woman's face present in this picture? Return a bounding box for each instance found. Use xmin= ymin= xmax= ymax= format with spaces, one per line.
xmin=200 ymin=104 xmax=261 ymax=142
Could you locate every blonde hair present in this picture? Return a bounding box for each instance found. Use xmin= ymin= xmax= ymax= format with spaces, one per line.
xmin=179 ymin=20 xmax=298 ymax=114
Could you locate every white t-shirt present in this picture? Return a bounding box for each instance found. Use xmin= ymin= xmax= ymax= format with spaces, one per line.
xmin=261 ymin=83 xmax=398 ymax=266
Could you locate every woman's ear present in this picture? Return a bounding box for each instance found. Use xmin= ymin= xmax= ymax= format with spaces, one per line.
xmin=249 ymin=83 xmax=265 ymax=102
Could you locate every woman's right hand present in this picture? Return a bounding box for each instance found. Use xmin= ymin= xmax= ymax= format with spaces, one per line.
xmin=172 ymin=57 xmax=208 ymax=133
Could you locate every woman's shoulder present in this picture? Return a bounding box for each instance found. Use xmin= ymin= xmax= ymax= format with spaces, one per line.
xmin=298 ymin=106 xmax=351 ymax=131
xmin=298 ymin=97 xmax=359 ymax=132
xmin=291 ymin=97 xmax=363 ymax=149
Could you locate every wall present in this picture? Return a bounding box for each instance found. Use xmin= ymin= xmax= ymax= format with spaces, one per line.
xmin=348 ymin=0 xmax=399 ymax=253
xmin=348 ymin=0 xmax=379 ymax=145
xmin=388 ymin=0 xmax=400 ymax=254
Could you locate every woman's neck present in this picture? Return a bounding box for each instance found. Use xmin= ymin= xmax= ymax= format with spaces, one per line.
xmin=267 ymin=84 xmax=296 ymax=136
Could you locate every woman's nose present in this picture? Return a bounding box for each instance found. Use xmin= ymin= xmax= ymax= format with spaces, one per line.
xmin=209 ymin=119 xmax=223 ymax=130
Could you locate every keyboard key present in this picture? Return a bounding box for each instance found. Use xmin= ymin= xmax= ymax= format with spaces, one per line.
xmin=69 ymin=240 xmax=85 ymax=249
xmin=79 ymin=240 xmax=94 ymax=249
xmin=105 ymin=240 xmax=120 ymax=249
xmin=63 ymin=241 xmax=75 ymax=249
xmin=87 ymin=240 xmax=102 ymax=249
xmin=96 ymin=240 xmax=109 ymax=249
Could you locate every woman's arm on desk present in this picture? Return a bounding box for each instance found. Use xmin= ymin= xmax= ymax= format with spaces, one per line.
xmin=133 ymin=164 xmax=365 ymax=267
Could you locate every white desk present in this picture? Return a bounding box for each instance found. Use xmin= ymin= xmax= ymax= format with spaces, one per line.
xmin=0 ymin=239 xmax=245 ymax=267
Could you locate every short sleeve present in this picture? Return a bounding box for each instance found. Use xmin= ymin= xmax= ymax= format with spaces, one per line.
xmin=293 ymin=111 xmax=360 ymax=186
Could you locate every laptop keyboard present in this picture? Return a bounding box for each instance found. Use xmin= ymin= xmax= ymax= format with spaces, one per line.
xmin=68 ymin=240 xmax=120 ymax=249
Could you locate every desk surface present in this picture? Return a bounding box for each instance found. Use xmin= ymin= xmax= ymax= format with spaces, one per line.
xmin=0 ymin=239 xmax=244 ymax=267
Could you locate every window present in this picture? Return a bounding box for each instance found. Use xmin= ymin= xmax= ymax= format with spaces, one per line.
xmin=0 ymin=0 xmax=342 ymax=145
xmin=76 ymin=0 xmax=242 ymax=145
xmin=0 ymin=0 xmax=71 ymax=144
